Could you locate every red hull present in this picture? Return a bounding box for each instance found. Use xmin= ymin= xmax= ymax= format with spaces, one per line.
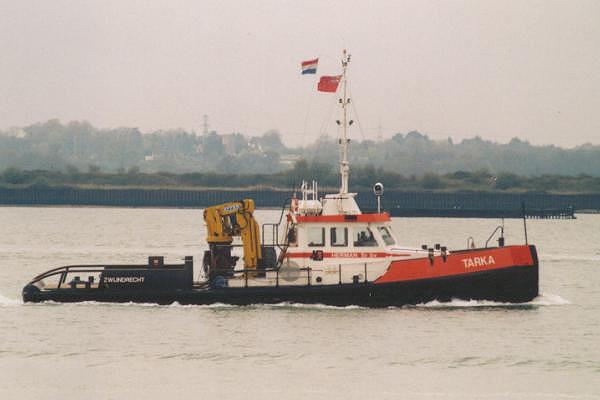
xmin=376 ymin=245 xmax=536 ymax=284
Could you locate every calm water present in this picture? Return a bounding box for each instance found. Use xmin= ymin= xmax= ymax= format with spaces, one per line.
xmin=1 ymin=207 xmax=599 ymax=399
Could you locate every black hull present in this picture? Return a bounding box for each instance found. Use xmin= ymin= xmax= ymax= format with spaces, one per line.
xmin=23 ymin=263 xmax=538 ymax=308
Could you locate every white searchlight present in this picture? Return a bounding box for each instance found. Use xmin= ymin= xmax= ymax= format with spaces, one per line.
xmin=373 ymin=182 xmax=384 ymax=213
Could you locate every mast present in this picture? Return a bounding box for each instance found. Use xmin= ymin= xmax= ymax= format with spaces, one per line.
xmin=339 ymin=49 xmax=351 ymax=194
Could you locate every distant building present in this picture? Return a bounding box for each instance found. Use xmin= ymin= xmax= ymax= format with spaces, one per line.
xmin=3 ymin=128 xmax=26 ymax=138
xmin=280 ymin=154 xmax=302 ymax=168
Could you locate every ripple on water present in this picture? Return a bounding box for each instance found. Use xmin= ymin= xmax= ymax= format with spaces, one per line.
xmin=1 ymin=292 xmax=570 ymax=310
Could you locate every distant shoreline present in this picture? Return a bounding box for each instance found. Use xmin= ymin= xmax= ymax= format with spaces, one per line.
xmin=1 ymin=186 xmax=598 ymax=218
xmin=3 ymin=204 xmax=598 ymax=215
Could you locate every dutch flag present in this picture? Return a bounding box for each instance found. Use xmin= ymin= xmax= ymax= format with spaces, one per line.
xmin=301 ymin=58 xmax=318 ymax=75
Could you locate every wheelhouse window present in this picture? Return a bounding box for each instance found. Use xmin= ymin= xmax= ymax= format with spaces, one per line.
xmin=307 ymin=227 xmax=325 ymax=247
xmin=353 ymin=227 xmax=378 ymax=247
xmin=377 ymin=226 xmax=396 ymax=245
xmin=330 ymin=227 xmax=348 ymax=247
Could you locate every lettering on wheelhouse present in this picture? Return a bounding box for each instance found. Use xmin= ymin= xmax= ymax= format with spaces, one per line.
xmin=461 ymin=256 xmax=496 ymax=269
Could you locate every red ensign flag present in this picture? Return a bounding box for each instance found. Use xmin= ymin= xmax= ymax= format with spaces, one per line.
xmin=317 ymin=75 xmax=342 ymax=93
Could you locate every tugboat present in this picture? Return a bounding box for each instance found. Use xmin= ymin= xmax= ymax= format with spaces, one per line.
xmin=22 ymin=51 xmax=539 ymax=307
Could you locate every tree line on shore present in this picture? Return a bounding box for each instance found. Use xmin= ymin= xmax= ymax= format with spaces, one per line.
xmin=2 ymin=119 xmax=600 ymax=178
xmin=2 ymin=160 xmax=600 ymax=193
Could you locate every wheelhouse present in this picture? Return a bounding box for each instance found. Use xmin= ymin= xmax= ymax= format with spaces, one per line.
xmin=286 ymin=215 xmax=397 ymax=250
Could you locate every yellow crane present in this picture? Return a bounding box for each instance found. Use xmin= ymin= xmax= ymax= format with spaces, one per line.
xmin=203 ymin=199 xmax=265 ymax=281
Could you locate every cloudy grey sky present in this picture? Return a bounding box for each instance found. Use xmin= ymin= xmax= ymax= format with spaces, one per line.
xmin=1 ymin=0 xmax=599 ymax=147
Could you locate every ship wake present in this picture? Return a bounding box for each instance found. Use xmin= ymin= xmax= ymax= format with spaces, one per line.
xmin=410 ymin=293 xmax=569 ymax=309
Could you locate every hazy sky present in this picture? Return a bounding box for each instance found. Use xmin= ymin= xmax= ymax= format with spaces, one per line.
xmin=1 ymin=0 xmax=599 ymax=147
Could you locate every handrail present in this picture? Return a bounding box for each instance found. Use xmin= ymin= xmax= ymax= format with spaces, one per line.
xmin=30 ymin=257 xmax=387 ymax=291
xmin=231 ymin=258 xmax=386 ymax=275
xmin=233 ymin=260 xmax=384 ymax=287
xmin=27 ymin=263 xmax=188 ymax=286
xmin=212 ymin=243 xmax=279 ymax=249
xmin=388 ymin=246 xmax=436 ymax=254
xmin=467 ymin=236 xmax=476 ymax=249
xmin=261 ymin=197 xmax=292 ymax=251
xmin=261 ymin=223 xmax=279 ymax=247
xmin=28 ymin=265 xmax=107 ymax=285
xmin=485 ymin=225 xmax=504 ymax=248
xmin=276 ymin=198 xmax=292 ymax=226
